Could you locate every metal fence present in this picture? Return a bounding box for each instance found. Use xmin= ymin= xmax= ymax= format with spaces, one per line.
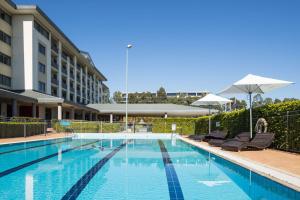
xmin=209 ymin=110 xmax=300 ymax=153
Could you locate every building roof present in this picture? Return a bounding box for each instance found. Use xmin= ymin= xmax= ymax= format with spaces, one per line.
xmin=87 ymin=103 xmax=216 ymax=116
xmin=18 ymin=90 xmax=64 ymax=103
xmin=0 ymin=88 xmax=37 ymax=103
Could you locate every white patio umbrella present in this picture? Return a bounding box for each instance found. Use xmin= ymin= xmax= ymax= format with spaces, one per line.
xmin=219 ymin=74 xmax=294 ymax=138
xmin=192 ymin=94 xmax=232 ymax=133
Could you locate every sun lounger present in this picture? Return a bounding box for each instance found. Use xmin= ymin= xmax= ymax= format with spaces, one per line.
xmin=203 ymin=130 xmax=227 ymax=142
xmin=221 ymin=133 xmax=275 ymax=151
xmin=208 ymin=132 xmax=250 ymax=147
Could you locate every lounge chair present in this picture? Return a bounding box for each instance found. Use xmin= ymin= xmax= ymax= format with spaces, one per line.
xmin=208 ymin=132 xmax=250 ymax=147
xmin=218 ymin=132 xmax=250 ymax=151
xmin=221 ymin=133 xmax=275 ymax=151
xmin=188 ymin=135 xmax=206 ymax=141
xmin=203 ymin=130 xmax=227 ymax=142
xmin=206 ymin=131 xmax=228 ymax=146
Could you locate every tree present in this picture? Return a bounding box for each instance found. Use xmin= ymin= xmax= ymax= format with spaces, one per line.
xmin=156 ymin=87 xmax=167 ymax=103
xmin=263 ymin=97 xmax=273 ymax=105
xmin=283 ymin=98 xmax=298 ymax=102
xmin=230 ymin=98 xmax=247 ymax=110
xmin=274 ymin=98 xmax=281 ymax=104
xmin=113 ymin=91 xmax=123 ymax=103
xmin=252 ymin=94 xmax=264 ymax=108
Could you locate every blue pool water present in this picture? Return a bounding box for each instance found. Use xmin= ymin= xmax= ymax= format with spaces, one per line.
xmin=0 ymin=138 xmax=299 ymax=200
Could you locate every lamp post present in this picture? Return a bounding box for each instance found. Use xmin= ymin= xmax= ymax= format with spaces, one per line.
xmin=125 ymin=44 xmax=132 ymax=132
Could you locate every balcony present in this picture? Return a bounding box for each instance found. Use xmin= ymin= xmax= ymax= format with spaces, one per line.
xmin=62 ymin=52 xmax=68 ymax=61
xmin=62 ymin=67 xmax=67 ymax=75
xmin=70 ymin=72 xmax=75 ymax=79
xmin=62 ymin=83 xmax=67 ymax=90
xmin=51 ymin=61 xmax=58 ymax=69
xmin=51 ymin=45 xmax=58 ymax=54
xmin=51 ymin=78 xmax=58 ymax=85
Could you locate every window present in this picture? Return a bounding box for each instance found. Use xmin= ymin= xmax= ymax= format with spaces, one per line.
xmin=34 ymin=21 xmax=49 ymax=39
xmin=38 ymin=62 xmax=46 ymax=73
xmin=0 ymin=74 xmax=11 ymax=87
xmin=0 ymin=9 xmax=12 ymax=25
xmin=0 ymin=51 xmax=11 ymax=66
xmin=39 ymin=43 xmax=46 ymax=55
xmin=38 ymin=81 xmax=46 ymax=93
xmin=0 ymin=31 xmax=11 ymax=45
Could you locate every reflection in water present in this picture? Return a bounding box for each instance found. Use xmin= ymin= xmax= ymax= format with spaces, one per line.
xmin=58 ymin=145 xmax=62 ymax=162
xmin=25 ymin=173 xmax=33 ymax=200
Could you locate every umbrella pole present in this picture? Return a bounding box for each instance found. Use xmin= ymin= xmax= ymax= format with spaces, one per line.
xmin=249 ymin=93 xmax=253 ymax=138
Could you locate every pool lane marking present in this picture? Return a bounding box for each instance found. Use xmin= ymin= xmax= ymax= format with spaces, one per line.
xmin=61 ymin=142 xmax=127 ymax=200
xmin=158 ymin=140 xmax=184 ymax=200
xmin=0 ymin=140 xmax=101 ymax=178
xmin=0 ymin=138 xmax=71 ymax=155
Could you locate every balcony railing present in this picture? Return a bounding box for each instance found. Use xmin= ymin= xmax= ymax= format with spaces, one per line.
xmin=70 ymin=72 xmax=75 ymax=79
xmin=62 ymin=83 xmax=67 ymax=89
xmin=51 ymin=61 xmax=58 ymax=69
xmin=62 ymin=67 xmax=67 ymax=75
xmin=51 ymin=78 xmax=58 ymax=85
xmin=62 ymin=53 xmax=68 ymax=61
xmin=51 ymin=45 xmax=58 ymax=53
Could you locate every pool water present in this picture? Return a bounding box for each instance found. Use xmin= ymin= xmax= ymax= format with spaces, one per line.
xmin=0 ymin=138 xmax=299 ymax=200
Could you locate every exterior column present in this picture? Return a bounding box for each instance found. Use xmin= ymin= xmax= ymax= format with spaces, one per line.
xmin=110 ymin=113 xmax=113 ymax=123
xmin=70 ymin=108 xmax=75 ymax=120
xmin=12 ymin=99 xmax=18 ymax=117
xmin=89 ymin=112 xmax=92 ymax=121
xmin=82 ymin=110 xmax=86 ymax=120
xmin=66 ymin=56 xmax=70 ymax=101
xmin=32 ymin=103 xmax=36 ymax=118
xmin=58 ymin=41 xmax=62 ymax=97
xmin=74 ymin=56 xmax=77 ymax=103
xmin=57 ymin=103 xmax=62 ymax=120
xmin=38 ymin=105 xmax=45 ymax=119
xmin=1 ymin=102 xmax=7 ymax=117
xmin=80 ymin=67 xmax=83 ymax=103
xmin=85 ymin=66 xmax=88 ymax=101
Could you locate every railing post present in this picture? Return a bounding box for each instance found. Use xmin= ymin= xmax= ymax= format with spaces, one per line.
xmin=24 ymin=124 xmax=26 ymax=137
xmin=100 ymin=121 xmax=103 ymax=133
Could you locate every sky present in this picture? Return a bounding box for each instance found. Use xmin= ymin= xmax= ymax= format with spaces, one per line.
xmin=15 ymin=0 xmax=300 ymax=101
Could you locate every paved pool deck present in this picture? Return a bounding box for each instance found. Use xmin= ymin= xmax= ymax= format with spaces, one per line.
xmin=0 ymin=133 xmax=69 ymax=145
xmin=180 ymin=136 xmax=300 ymax=192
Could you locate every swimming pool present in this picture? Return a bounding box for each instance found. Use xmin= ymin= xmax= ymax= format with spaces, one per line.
xmin=0 ymin=138 xmax=299 ymax=200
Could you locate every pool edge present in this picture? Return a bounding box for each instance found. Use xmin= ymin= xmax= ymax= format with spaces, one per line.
xmin=178 ymin=136 xmax=300 ymax=192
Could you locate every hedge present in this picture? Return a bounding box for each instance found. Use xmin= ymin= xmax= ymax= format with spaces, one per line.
xmin=0 ymin=122 xmax=46 ymax=138
xmin=53 ymin=121 xmax=123 ymax=133
xmin=195 ymin=100 xmax=300 ymax=152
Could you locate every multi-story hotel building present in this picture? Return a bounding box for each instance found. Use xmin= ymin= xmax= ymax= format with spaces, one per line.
xmin=0 ymin=0 xmax=109 ymax=120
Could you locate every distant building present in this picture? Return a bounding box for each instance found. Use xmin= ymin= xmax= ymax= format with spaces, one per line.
xmin=121 ymin=91 xmax=209 ymax=101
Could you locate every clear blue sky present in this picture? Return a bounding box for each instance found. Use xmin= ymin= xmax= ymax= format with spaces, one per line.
xmin=15 ymin=0 xmax=300 ymax=100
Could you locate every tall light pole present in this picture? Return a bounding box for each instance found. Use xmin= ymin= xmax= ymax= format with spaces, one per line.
xmin=125 ymin=44 xmax=132 ymax=132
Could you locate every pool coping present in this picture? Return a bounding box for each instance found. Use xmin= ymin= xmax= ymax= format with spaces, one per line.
xmin=0 ymin=135 xmax=72 ymax=146
xmin=179 ymin=136 xmax=300 ymax=192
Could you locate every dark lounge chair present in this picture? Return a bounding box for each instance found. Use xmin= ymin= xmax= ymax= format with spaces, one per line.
xmin=188 ymin=135 xmax=206 ymax=141
xmin=221 ymin=133 xmax=275 ymax=151
xmin=205 ymin=131 xmax=227 ymax=146
xmin=203 ymin=130 xmax=227 ymax=142
xmin=208 ymin=132 xmax=250 ymax=147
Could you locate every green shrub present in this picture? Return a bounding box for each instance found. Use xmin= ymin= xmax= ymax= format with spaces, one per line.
xmin=0 ymin=122 xmax=46 ymax=138
xmin=195 ymin=100 xmax=300 ymax=152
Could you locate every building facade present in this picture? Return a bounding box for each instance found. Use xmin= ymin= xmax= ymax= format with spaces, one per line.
xmin=0 ymin=0 xmax=109 ymax=120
